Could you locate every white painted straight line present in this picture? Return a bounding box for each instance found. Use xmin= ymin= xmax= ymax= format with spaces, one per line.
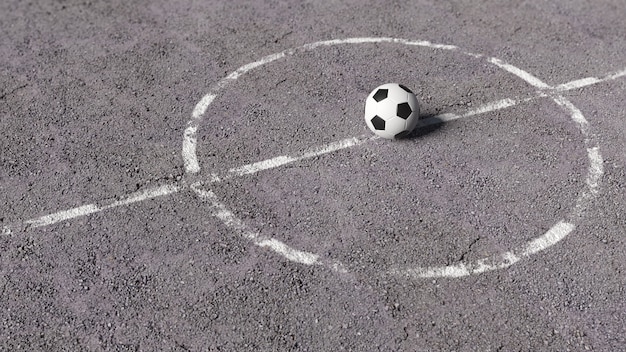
xmin=416 ymin=65 xmax=625 ymax=129
xmin=105 ymin=184 xmax=180 ymax=208
xmin=23 ymin=183 xmax=180 ymax=228
xmin=24 ymin=204 xmax=101 ymax=228
xmin=226 ymin=135 xmax=376 ymax=179
xmin=229 ymin=155 xmax=299 ymax=177
xmin=417 ymin=98 xmax=520 ymax=127
xmin=301 ymin=136 xmax=379 ymax=158
xmin=555 ymin=67 xmax=626 ymax=91
xmin=609 ymin=68 xmax=626 ymax=80
xmin=465 ymin=98 xmax=518 ymax=116
xmin=256 ymin=238 xmax=321 ymax=265
xmin=556 ymin=77 xmax=601 ymax=91
xmin=12 ymin=66 xmax=624 ymax=232
xmin=213 ymin=97 xmax=533 ymax=184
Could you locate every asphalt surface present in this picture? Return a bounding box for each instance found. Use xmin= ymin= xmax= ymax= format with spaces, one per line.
xmin=1 ymin=1 xmax=625 ymax=351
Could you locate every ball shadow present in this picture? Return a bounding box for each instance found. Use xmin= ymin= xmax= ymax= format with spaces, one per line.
xmin=400 ymin=113 xmax=446 ymax=140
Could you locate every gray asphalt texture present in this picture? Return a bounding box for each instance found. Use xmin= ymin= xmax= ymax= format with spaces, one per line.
xmin=1 ymin=1 xmax=625 ymax=351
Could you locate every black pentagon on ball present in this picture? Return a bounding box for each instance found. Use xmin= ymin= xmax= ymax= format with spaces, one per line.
xmin=373 ymin=89 xmax=388 ymax=102
xmin=396 ymin=102 xmax=413 ymax=119
xmin=371 ymin=115 xmax=385 ymax=130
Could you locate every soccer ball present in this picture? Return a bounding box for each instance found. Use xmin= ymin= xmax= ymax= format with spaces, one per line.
xmin=364 ymin=83 xmax=420 ymax=139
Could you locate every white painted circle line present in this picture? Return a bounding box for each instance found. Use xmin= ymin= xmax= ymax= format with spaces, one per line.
xmin=190 ymin=183 xmax=348 ymax=273
xmin=0 ymin=52 xmax=619 ymax=265
xmin=183 ymin=37 xmax=463 ymax=174
xmin=185 ymin=37 xmax=607 ymax=278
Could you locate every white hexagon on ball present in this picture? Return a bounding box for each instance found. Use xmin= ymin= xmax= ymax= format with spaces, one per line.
xmin=364 ymin=83 xmax=420 ymax=139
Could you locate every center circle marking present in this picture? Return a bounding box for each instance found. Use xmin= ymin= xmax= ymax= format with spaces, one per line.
xmin=184 ymin=37 xmax=603 ymax=278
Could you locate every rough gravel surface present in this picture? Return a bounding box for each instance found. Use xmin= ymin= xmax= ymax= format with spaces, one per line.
xmin=1 ymin=1 xmax=625 ymax=351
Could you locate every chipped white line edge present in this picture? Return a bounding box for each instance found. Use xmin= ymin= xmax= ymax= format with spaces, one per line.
xmin=392 ymin=221 xmax=575 ymax=279
xmin=191 ymin=184 xmax=321 ymax=265
xmin=192 ymin=183 xmax=349 ymax=271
